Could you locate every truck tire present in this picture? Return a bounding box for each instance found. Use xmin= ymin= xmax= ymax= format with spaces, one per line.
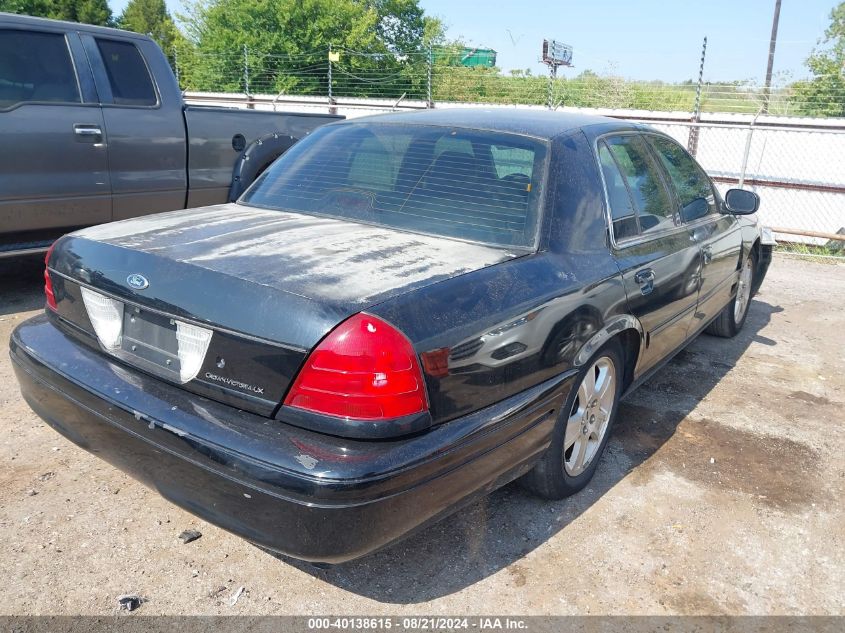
xmin=228 ymin=132 xmax=298 ymax=202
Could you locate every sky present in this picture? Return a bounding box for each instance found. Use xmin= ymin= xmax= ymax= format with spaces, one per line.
xmin=108 ymin=0 xmax=839 ymax=83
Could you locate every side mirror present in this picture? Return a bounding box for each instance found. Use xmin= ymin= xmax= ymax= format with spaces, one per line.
xmin=724 ymin=189 xmax=760 ymax=215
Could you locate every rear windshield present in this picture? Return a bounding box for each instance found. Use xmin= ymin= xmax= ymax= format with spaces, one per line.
xmin=241 ymin=123 xmax=548 ymax=249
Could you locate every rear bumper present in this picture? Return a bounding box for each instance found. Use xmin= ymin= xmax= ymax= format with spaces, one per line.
xmin=11 ymin=315 xmax=571 ymax=563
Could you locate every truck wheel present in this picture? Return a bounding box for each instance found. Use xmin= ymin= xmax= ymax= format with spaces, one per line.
xmin=705 ymin=252 xmax=756 ymax=338
xmin=228 ymin=133 xmax=298 ymax=202
xmin=521 ymin=340 xmax=623 ymax=500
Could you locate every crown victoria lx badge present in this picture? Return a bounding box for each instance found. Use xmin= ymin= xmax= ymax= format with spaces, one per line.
xmin=126 ymin=274 xmax=149 ymax=290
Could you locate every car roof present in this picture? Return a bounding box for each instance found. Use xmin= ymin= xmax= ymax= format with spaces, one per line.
xmin=0 ymin=11 xmax=152 ymax=41
xmin=342 ymin=108 xmax=641 ymax=140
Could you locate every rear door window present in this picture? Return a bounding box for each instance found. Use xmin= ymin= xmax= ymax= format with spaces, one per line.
xmin=0 ymin=29 xmax=80 ymax=108
xmin=647 ymin=135 xmax=718 ymax=223
xmin=242 ymin=123 xmax=548 ymax=249
xmin=601 ymin=135 xmax=676 ymax=238
xmin=597 ymin=142 xmax=639 ymax=240
xmin=95 ymin=38 xmax=157 ymax=106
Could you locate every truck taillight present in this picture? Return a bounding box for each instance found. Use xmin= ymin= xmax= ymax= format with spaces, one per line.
xmin=284 ymin=313 xmax=428 ymax=420
xmin=44 ymin=244 xmax=56 ymax=311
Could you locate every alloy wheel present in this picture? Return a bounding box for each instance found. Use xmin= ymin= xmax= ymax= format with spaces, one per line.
xmin=563 ymin=356 xmax=617 ymax=476
xmin=734 ymin=256 xmax=754 ymax=323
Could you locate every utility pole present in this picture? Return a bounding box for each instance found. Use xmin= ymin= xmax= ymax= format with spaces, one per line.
xmin=762 ymin=0 xmax=782 ymax=114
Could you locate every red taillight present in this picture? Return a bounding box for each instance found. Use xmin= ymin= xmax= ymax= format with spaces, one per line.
xmin=284 ymin=313 xmax=428 ymax=420
xmin=44 ymin=243 xmax=57 ymax=311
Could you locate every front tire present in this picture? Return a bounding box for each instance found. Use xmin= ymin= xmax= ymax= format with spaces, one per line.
xmin=521 ymin=341 xmax=624 ymax=500
xmin=705 ymin=251 xmax=756 ymax=338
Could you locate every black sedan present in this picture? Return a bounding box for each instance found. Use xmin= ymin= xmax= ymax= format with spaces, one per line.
xmin=11 ymin=109 xmax=772 ymax=563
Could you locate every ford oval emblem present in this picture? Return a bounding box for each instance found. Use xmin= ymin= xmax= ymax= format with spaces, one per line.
xmin=126 ymin=273 xmax=149 ymax=290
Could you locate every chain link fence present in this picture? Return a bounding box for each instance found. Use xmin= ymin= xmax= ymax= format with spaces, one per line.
xmin=644 ymin=121 xmax=845 ymax=249
xmin=175 ymin=47 xmax=845 ymax=254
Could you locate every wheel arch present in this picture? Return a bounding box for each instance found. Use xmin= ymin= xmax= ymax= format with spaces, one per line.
xmin=616 ymin=327 xmax=642 ymax=393
xmin=574 ymin=314 xmax=643 ymax=392
xmin=228 ymin=132 xmax=299 ymax=202
xmin=750 ymin=236 xmax=773 ymax=297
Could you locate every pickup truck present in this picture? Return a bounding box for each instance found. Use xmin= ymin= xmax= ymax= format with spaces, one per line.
xmin=0 ymin=12 xmax=342 ymax=258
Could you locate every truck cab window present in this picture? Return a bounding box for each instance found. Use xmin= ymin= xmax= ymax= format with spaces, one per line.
xmin=0 ymin=30 xmax=80 ymax=108
xmin=95 ymin=38 xmax=157 ymax=106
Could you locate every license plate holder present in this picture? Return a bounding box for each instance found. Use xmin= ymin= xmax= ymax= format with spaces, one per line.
xmin=120 ymin=306 xmax=182 ymax=379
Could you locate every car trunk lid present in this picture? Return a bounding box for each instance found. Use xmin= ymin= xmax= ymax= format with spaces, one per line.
xmin=48 ymin=203 xmax=516 ymax=416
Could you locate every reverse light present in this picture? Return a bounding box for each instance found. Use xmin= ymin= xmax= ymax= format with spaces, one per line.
xmin=284 ymin=313 xmax=428 ymax=420
xmin=175 ymin=321 xmax=213 ymax=382
xmin=44 ymin=244 xmax=57 ymax=311
xmin=80 ymin=287 xmax=124 ymax=350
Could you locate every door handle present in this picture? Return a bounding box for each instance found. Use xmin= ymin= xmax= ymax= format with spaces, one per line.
xmin=73 ymin=124 xmax=103 ymax=143
xmin=634 ymin=268 xmax=655 ymax=295
xmin=702 ymin=246 xmax=713 ymax=265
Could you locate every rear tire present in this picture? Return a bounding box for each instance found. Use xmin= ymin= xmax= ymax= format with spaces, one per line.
xmin=705 ymin=251 xmax=756 ymax=338
xmin=521 ymin=340 xmax=624 ymax=500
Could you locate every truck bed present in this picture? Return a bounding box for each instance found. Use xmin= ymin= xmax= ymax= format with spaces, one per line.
xmin=183 ymin=106 xmax=342 ymax=209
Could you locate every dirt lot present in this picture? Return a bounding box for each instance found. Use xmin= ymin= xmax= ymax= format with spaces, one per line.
xmin=0 ymin=255 xmax=842 ymax=616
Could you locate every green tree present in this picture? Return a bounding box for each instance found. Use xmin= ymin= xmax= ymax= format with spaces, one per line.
xmin=0 ymin=0 xmax=53 ymax=17
xmin=178 ymin=0 xmax=436 ymax=99
xmin=365 ymin=0 xmax=440 ymax=52
xmin=118 ymin=0 xmax=179 ymax=61
xmin=0 ymin=0 xmax=111 ymax=25
xmin=790 ymin=2 xmax=845 ymax=117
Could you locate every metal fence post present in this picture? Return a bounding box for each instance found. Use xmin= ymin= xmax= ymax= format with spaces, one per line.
xmin=739 ymin=109 xmax=761 ymax=188
xmin=427 ymin=44 xmax=433 ymax=108
xmin=328 ymin=44 xmax=336 ymax=115
xmin=243 ymin=44 xmax=250 ymax=95
xmin=687 ymin=36 xmax=707 ymax=156
xmin=173 ymin=46 xmax=180 ymax=87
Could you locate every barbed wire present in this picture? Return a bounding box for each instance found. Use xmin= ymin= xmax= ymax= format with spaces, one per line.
xmin=172 ymin=46 xmax=845 ymax=116
xmin=174 ymin=43 xmax=845 ymax=252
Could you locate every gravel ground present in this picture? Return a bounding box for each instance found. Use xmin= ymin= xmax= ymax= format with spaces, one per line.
xmin=0 ymin=255 xmax=842 ymax=616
